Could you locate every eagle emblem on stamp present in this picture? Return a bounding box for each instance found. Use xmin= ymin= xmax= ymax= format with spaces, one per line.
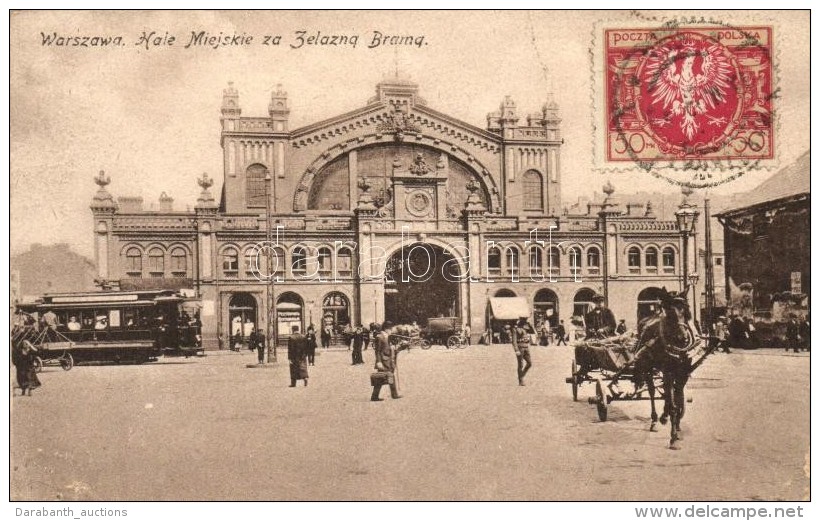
xmin=605 ymin=26 xmax=774 ymax=179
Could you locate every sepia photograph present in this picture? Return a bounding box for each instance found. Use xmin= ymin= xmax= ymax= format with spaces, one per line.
xmin=7 ymin=8 xmax=811 ymax=511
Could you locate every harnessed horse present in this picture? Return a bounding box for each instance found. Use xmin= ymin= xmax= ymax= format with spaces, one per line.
xmin=633 ymin=287 xmax=698 ymax=450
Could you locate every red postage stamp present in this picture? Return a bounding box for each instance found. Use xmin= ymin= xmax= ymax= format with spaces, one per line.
xmin=605 ymin=26 xmax=774 ymax=163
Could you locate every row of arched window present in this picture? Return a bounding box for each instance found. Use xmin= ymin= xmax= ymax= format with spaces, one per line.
xmin=487 ymin=244 xmax=602 ymax=277
xmin=220 ymin=244 xmax=355 ymax=279
xmin=124 ymin=246 xmax=188 ymax=278
xmin=626 ymin=245 xmax=677 ymax=273
xmin=487 ymin=243 xmax=678 ymax=276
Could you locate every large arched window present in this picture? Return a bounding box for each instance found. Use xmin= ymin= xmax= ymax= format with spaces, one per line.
xmin=505 ymin=246 xmax=520 ymax=276
xmin=336 ymin=247 xmax=353 ymax=277
xmin=291 ymin=246 xmax=307 ymax=275
xmin=246 ymin=164 xmax=268 ymax=208
xmin=662 ymin=247 xmax=676 ymax=273
xmin=573 ymin=288 xmax=596 ymax=320
xmin=125 ymin=247 xmax=142 ymax=277
xmin=568 ymin=246 xmax=582 ymax=276
xmin=528 ymin=245 xmax=543 ymax=276
xmin=170 ymin=248 xmax=187 ymax=277
xmin=487 ymin=246 xmax=502 ymax=274
xmin=317 ymin=247 xmax=332 ymax=274
xmin=522 ymin=170 xmax=544 ymax=211
xmin=586 ymin=246 xmax=601 ymax=275
xmin=222 ymin=247 xmax=239 ymax=276
xmin=244 ymin=248 xmax=258 ymax=277
xmin=645 ymin=247 xmax=659 ymax=272
xmin=628 ymin=246 xmax=641 ymax=272
xmin=547 ymin=246 xmax=560 ymax=277
xmin=148 ymin=248 xmax=164 ymax=277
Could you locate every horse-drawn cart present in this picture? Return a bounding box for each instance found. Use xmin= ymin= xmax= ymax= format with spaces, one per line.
xmin=12 ymin=326 xmax=75 ymax=372
xmin=566 ymin=330 xmax=713 ymax=422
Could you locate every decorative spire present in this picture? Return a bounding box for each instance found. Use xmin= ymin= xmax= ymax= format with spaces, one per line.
xmin=221 ymin=81 xmax=241 ymax=117
xmin=602 ymin=180 xmax=615 ymax=200
xmin=644 ymin=200 xmax=655 ymax=218
xmin=91 ymin=170 xmax=116 ymax=208
xmin=197 ymin=172 xmax=215 ymax=204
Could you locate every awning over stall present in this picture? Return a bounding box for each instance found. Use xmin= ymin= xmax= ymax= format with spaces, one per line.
xmin=488 ymin=297 xmax=531 ymax=321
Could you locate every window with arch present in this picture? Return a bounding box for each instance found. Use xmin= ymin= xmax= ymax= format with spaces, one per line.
xmin=628 ymin=246 xmax=641 ymax=272
xmin=148 ymin=248 xmax=164 ymax=277
xmin=270 ymin=247 xmax=285 ymax=278
xmin=246 ymin=164 xmax=268 ymax=208
xmin=317 ymin=247 xmax=332 ymax=274
xmin=645 ymin=247 xmax=659 ymax=272
xmin=547 ymin=246 xmax=560 ymax=277
xmin=528 ymin=245 xmax=543 ymax=276
xmin=170 ymin=248 xmax=187 ymax=277
xmin=662 ymin=247 xmax=676 ymax=273
xmin=222 ymin=247 xmax=239 ymax=276
xmin=505 ymin=247 xmax=520 ymax=276
xmin=244 ymin=248 xmax=258 ymax=277
xmin=125 ymin=248 xmax=142 ymax=277
xmin=568 ymin=246 xmax=582 ymax=276
xmin=586 ymin=246 xmax=601 ymax=274
xmin=522 ymin=170 xmax=544 ymax=211
xmin=487 ymin=245 xmax=502 ymax=274
xmin=336 ymin=247 xmax=353 ymax=277
xmin=291 ymin=246 xmax=307 ymax=274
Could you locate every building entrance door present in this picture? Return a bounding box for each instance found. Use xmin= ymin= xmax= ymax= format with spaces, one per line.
xmin=228 ymin=292 xmax=257 ymax=349
xmin=383 ymin=243 xmax=460 ymax=326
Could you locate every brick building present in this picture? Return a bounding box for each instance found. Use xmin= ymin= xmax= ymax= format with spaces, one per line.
xmin=90 ymin=77 xmax=696 ymax=348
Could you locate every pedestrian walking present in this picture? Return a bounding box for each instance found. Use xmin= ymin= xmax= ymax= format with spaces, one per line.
xmin=512 ymin=317 xmax=534 ymax=386
xmin=351 ymin=325 xmax=365 ymax=365
xmin=13 ymin=341 xmax=41 ymax=396
xmin=800 ymin=316 xmax=810 ymax=352
xmin=362 ymin=325 xmax=371 ymax=350
xmin=370 ymin=321 xmax=406 ymax=401
xmin=555 ymin=320 xmax=567 ymax=346
xmin=288 ymin=325 xmax=309 ymax=387
xmin=255 ymin=328 xmax=266 ymax=364
xmin=321 ymin=325 xmax=332 ymax=350
xmin=305 ymin=325 xmax=317 ymax=365
xmin=714 ymin=318 xmax=731 ymax=353
xmin=785 ymin=314 xmax=800 ymax=354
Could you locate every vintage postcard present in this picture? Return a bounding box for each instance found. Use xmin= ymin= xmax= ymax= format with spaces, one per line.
xmin=8 ymin=10 xmax=810 ymax=508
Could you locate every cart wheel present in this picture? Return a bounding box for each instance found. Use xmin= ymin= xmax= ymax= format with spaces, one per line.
xmin=571 ymin=360 xmax=579 ymax=402
xmin=60 ymin=353 xmax=74 ymax=371
xmin=33 ymin=356 xmax=43 ymax=373
xmin=456 ymin=337 xmax=468 ymax=349
xmin=595 ymin=380 xmax=608 ymax=422
xmin=447 ymin=335 xmax=460 ymax=349
xmin=420 ymin=339 xmax=431 ymax=350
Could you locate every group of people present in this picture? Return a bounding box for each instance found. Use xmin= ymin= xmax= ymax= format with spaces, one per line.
xmin=284 ymin=321 xmax=404 ymax=401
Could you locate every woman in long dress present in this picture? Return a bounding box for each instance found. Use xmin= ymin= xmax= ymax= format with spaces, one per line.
xmin=13 ymin=341 xmax=41 ymax=396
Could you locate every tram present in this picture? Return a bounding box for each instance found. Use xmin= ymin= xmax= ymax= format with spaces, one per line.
xmin=14 ymin=289 xmax=204 ymax=364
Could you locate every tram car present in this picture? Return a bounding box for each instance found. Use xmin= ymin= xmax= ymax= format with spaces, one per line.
xmin=15 ymin=289 xmax=204 ymax=364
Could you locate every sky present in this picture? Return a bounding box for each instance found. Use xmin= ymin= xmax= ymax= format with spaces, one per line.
xmin=9 ymin=10 xmax=810 ymax=259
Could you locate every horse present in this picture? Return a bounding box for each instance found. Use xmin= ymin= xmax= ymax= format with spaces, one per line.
xmin=632 ymin=286 xmax=697 ymax=450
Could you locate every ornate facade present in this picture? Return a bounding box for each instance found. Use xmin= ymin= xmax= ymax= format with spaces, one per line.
xmin=91 ymin=77 xmax=694 ymax=348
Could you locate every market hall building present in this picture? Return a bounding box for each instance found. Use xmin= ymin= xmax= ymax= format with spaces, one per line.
xmin=90 ymin=77 xmax=698 ymax=349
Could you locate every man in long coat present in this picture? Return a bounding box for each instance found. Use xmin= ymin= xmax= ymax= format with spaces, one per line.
xmin=585 ymin=294 xmax=617 ymax=338
xmin=371 ymin=321 xmax=402 ymax=401
xmin=288 ymin=325 xmax=309 ymax=387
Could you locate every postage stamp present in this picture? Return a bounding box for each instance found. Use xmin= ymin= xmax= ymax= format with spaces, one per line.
xmin=593 ymin=22 xmax=775 ymax=184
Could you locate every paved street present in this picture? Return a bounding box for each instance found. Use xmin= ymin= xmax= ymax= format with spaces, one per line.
xmin=10 ymin=343 xmax=809 ymax=501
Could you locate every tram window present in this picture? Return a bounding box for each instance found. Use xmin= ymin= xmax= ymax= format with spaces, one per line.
xmin=123 ymin=308 xmax=139 ymax=329
xmin=80 ymin=311 xmax=95 ymax=329
xmin=94 ymin=311 xmax=109 ymax=330
xmin=109 ymin=309 xmax=121 ymax=328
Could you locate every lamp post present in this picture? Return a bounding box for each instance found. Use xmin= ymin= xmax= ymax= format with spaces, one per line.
xmin=688 ymin=272 xmax=700 ymax=326
xmin=675 ymin=198 xmax=700 ymax=326
xmin=265 ymin=172 xmax=276 ymax=363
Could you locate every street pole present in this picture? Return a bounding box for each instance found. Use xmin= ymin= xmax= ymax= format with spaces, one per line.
xmin=265 ymin=173 xmax=275 ymax=363
xmin=703 ymin=198 xmax=715 ymax=335
xmin=682 ymin=230 xmax=689 ymax=293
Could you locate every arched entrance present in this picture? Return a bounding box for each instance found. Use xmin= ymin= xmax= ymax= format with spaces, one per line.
xmin=229 ymin=292 xmax=257 ymax=345
xmin=322 ymin=292 xmax=350 ymax=330
xmin=494 ymin=288 xmax=516 ymax=297
xmin=573 ymin=288 xmax=596 ymax=320
xmin=637 ymin=287 xmax=665 ymax=323
xmin=384 ymin=243 xmax=460 ymax=325
xmin=533 ymin=288 xmax=559 ymax=328
xmin=277 ymin=292 xmax=304 ymax=339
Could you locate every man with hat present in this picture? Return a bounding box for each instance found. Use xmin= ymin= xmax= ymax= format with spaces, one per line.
xmin=512 ymin=317 xmax=535 ymax=386
xmin=585 ymin=293 xmax=617 ymax=339
xmin=371 ymin=321 xmax=404 ymax=401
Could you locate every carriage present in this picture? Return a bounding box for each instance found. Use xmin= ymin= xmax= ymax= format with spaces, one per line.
xmin=566 ymin=330 xmax=712 ymax=422
xmin=12 ymin=324 xmax=75 ymax=372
